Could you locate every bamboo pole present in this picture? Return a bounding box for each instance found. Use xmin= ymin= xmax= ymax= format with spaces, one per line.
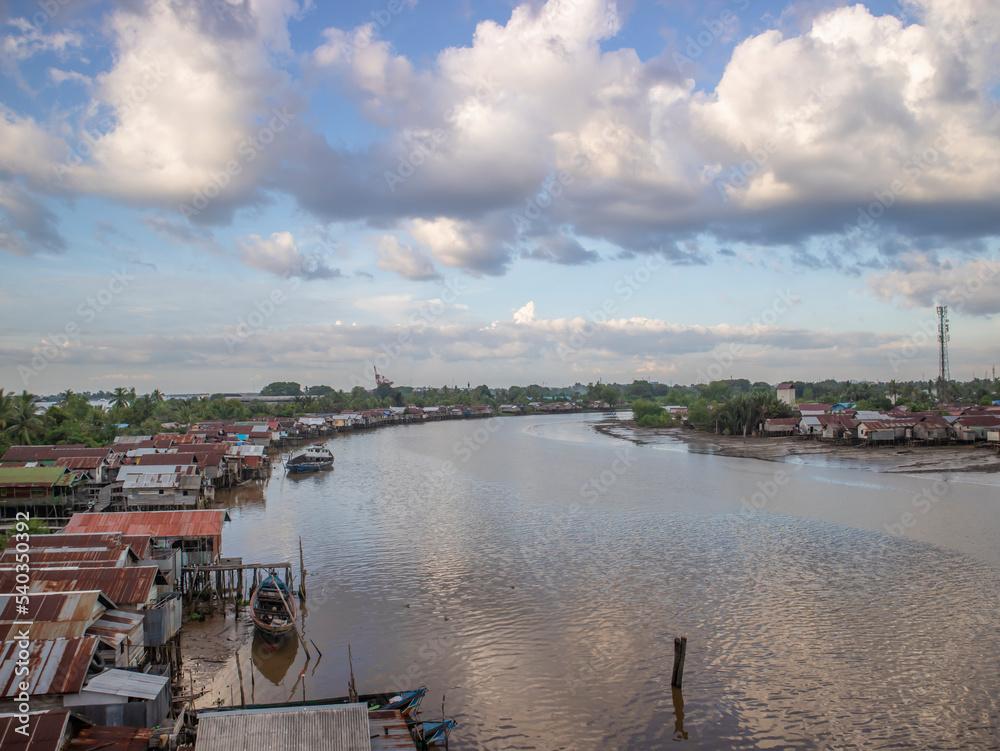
xmin=671 ymin=636 xmax=687 ymax=689
xmin=298 ymin=536 xmax=307 ymax=601
xmin=236 ymin=655 xmax=246 ymax=709
xmin=273 ymin=582 xmax=311 ymax=660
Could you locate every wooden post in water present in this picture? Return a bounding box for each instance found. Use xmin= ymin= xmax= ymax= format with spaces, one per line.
xmin=236 ymin=655 xmax=246 ymax=709
xmin=671 ymin=636 xmax=687 ymax=689
xmin=298 ymin=536 xmax=307 ymax=601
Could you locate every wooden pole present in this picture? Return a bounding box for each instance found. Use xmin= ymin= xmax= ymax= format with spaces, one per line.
xmin=273 ymin=583 xmax=311 ymax=660
xmin=236 ymin=655 xmax=246 ymax=709
xmin=671 ymin=636 xmax=687 ymax=689
xmin=298 ymin=536 xmax=307 ymax=601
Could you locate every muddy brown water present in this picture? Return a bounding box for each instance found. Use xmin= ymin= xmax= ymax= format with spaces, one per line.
xmin=214 ymin=414 xmax=1000 ymax=749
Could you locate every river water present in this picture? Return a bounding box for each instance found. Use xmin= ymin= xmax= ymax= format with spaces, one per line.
xmin=218 ymin=414 xmax=1000 ymax=749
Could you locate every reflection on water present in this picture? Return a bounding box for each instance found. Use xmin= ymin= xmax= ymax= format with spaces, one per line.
xmin=218 ymin=415 xmax=1000 ymax=749
xmin=252 ymin=630 xmax=298 ymax=686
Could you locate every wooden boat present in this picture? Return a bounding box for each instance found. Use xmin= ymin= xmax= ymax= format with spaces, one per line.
xmin=285 ymin=444 xmax=334 ymax=473
xmin=413 ymin=718 xmax=457 ymax=746
xmin=197 ymin=687 xmax=429 ymax=719
xmin=250 ymin=574 xmax=298 ymax=642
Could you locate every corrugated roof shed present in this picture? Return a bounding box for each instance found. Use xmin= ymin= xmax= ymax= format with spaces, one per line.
xmin=0 ymin=710 xmax=74 ymax=751
xmin=195 ymin=704 xmax=372 ymax=751
xmin=0 ymin=637 xmax=99 ymax=697
xmin=82 ymin=669 xmax=168 ymax=700
xmin=0 ymin=592 xmax=109 ymax=641
xmin=54 ymin=457 xmax=104 ymax=471
xmin=0 ymin=566 xmax=160 ymax=606
xmin=120 ymin=472 xmax=201 ymax=491
xmin=63 ymin=510 xmax=229 ymax=541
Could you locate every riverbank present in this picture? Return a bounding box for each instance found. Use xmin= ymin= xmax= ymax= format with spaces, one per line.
xmin=594 ymin=419 xmax=1000 ymax=475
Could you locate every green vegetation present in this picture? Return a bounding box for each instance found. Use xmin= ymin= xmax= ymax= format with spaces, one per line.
xmin=631 ymin=399 xmax=674 ymax=428
xmin=0 ymin=518 xmax=51 ymax=549
xmin=260 ymin=381 xmax=303 ymax=396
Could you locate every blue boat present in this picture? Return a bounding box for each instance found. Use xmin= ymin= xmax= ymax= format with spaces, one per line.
xmin=285 ymin=444 xmax=334 ymax=473
xmin=250 ymin=574 xmax=298 ymax=643
xmin=413 ymin=717 xmax=457 ymax=746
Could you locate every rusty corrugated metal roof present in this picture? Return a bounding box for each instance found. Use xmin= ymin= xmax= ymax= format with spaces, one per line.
xmin=67 ymin=724 xmax=154 ymax=750
xmin=54 ymin=456 xmax=104 ymax=470
xmin=86 ymin=609 xmax=145 ymax=647
xmin=0 ymin=710 xmax=73 ymax=750
xmin=0 ymin=592 xmax=110 ymax=641
xmin=0 ymin=636 xmax=99 ymax=697
xmin=63 ymin=510 xmax=229 ymax=539
xmin=0 ymin=566 xmax=160 ymax=606
xmin=0 ymin=546 xmax=132 ymax=568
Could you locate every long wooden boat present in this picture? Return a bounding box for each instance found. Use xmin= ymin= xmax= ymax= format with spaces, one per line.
xmin=249 ymin=574 xmax=298 ymax=642
xmin=194 ymin=687 xmax=428 ymax=719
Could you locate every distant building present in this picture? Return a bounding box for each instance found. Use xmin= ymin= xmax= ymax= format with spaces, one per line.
xmin=776 ymin=382 xmax=796 ymax=406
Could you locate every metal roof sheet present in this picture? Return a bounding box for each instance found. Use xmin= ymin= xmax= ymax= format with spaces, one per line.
xmin=53 ymin=456 xmax=104 ymax=470
xmin=0 ymin=547 xmax=132 ymax=567
xmin=82 ymin=668 xmax=167 ymax=700
xmin=0 ymin=565 xmax=159 ymax=606
xmin=120 ymin=472 xmax=200 ymax=490
xmin=195 ymin=704 xmax=372 ymax=751
xmin=85 ymin=608 xmax=145 ymax=647
xmin=0 ymin=710 xmax=73 ymax=751
xmin=0 ymin=592 xmax=109 ymax=640
xmin=63 ymin=510 xmax=229 ymax=540
xmin=0 ymin=466 xmax=70 ymax=487
xmin=0 ymin=637 xmax=99 ymax=697
xmin=67 ymin=724 xmax=155 ymax=750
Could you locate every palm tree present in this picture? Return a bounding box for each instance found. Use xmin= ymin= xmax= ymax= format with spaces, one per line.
xmin=58 ymin=389 xmax=75 ymax=405
xmin=111 ymin=387 xmax=131 ymax=410
xmin=150 ymin=388 xmax=164 ymax=402
xmin=887 ymin=379 xmax=900 ymax=405
xmin=5 ymin=391 xmax=43 ymax=445
xmin=0 ymin=388 xmax=12 ymax=433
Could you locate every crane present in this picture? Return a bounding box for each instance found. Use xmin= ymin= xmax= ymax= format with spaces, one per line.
xmin=374 ymin=366 xmax=394 ymax=389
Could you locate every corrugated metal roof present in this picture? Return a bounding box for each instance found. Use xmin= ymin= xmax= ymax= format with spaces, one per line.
xmin=7 ymin=533 xmax=122 ymax=551
xmin=63 ymin=510 xmax=229 ymax=540
xmin=54 ymin=456 xmax=104 ymax=470
xmin=0 ymin=592 xmax=109 ymax=640
xmin=0 ymin=710 xmax=72 ymax=751
xmin=86 ymin=609 xmax=145 ymax=647
xmin=82 ymin=668 xmax=168 ymax=700
xmin=0 ymin=565 xmax=160 ymax=606
xmin=68 ymin=724 xmax=155 ymax=750
xmin=120 ymin=472 xmax=201 ymax=490
xmin=0 ymin=466 xmax=70 ymax=487
xmin=0 ymin=637 xmax=99 ymax=697
xmin=195 ymin=704 xmax=372 ymax=751
xmin=0 ymin=547 xmax=132 ymax=568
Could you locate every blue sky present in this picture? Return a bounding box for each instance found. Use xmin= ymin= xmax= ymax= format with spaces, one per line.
xmin=0 ymin=0 xmax=998 ymax=394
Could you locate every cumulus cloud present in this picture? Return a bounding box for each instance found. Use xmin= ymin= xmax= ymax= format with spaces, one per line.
xmin=237 ymin=231 xmax=341 ymax=280
xmin=374 ymin=235 xmax=441 ymax=281
xmin=868 ymin=253 xmax=1000 ymax=314
xmin=0 ymin=181 xmax=65 ymax=255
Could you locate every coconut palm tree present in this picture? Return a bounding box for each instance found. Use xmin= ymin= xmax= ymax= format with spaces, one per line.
xmin=0 ymin=388 xmax=12 ymax=433
xmin=111 ymin=387 xmax=131 ymax=410
xmin=5 ymin=391 xmax=43 ymax=445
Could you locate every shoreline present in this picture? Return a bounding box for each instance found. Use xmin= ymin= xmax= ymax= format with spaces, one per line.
xmin=593 ymin=420 xmax=1000 ymax=476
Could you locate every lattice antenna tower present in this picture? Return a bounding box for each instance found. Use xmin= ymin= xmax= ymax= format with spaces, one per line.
xmin=936 ymin=305 xmax=950 ymax=401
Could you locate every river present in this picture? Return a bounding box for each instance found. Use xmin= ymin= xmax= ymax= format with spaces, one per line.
xmin=216 ymin=413 xmax=1000 ymax=749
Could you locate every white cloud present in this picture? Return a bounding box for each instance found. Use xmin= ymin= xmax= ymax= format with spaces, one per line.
xmin=237 ymin=231 xmax=340 ymax=279
xmin=374 ymin=235 xmax=441 ymax=280
xmin=868 ymin=253 xmax=1000 ymax=314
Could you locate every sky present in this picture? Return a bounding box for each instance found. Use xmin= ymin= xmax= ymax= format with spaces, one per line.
xmin=0 ymin=0 xmax=998 ymax=395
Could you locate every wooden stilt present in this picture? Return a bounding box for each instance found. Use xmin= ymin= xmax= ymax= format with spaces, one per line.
xmin=671 ymin=636 xmax=687 ymax=689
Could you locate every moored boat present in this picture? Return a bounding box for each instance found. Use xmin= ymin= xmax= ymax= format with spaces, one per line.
xmin=250 ymin=573 xmax=298 ymax=642
xmin=285 ymin=444 xmax=334 ymax=473
xmin=413 ymin=717 xmax=457 ymax=747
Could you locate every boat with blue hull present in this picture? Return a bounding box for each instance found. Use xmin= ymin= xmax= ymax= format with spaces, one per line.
xmin=249 ymin=573 xmax=298 ymax=643
xmin=285 ymin=444 xmax=334 ymax=473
